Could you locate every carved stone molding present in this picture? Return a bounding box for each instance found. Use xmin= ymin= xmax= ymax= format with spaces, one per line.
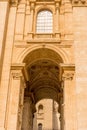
xmin=62 ymin=72 xmax=74 ymax=80
xmin=59 ymin=64 xmax=75 ymax=81
xmin=10 ymin=0 xmax=19 ymax=6
xmin=30 ymin=2 xmax=35 ymax=11
xmin=55 ymin=2 xmax=60 ymax=12
xmin=11 ymin=63 xmax=29 ymax=81
xmin=11 ymin=70 xmax=23 ymax=80
xmin=72 ymin=0 xmax=87 ymax=6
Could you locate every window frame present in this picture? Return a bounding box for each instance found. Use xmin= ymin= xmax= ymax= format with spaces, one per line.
xmin=36 ymin=10 xmax=53 ymax=33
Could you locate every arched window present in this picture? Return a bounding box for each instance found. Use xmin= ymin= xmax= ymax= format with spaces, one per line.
xmin=38 ymin=104 xmax=43 ymax=113
xmin=38 ymin=123 xmax=42 ymax=130
xmin=36 ymin=10 xmax=53 ymax=33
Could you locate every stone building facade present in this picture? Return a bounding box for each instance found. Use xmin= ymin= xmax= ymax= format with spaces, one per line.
xmin=0 ymin=0 xmax=87 ymax=130
xmin=33 ymin=99 xmax=60 ymax=130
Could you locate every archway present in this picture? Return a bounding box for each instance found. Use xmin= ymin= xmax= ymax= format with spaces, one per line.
xmin=21 ymin=48 xmax=64 ymax=130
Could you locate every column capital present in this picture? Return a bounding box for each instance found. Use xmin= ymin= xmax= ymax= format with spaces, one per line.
xmin=59 ymin=64 xmax=75 ymax=81
xmin=30 ymin=1 xmax=35 ymax=11
xmin=11 ymin=63 xmax=29 ymax=81
xmin=55 ymin=2 xmax=60 ymax=11
xmin=11 ymin=70 xmax=23 ymax=80
xmin=62 ymin=71 xmax=74 ymax=80
xmin=10 ymin=0 xmax=18 ymax=6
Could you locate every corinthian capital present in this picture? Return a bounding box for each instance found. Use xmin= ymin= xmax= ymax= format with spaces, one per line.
xmin=11 ymin=70 xmax=23 ymax=80
xmin=62 ymin=72 xmax=74 ymax=80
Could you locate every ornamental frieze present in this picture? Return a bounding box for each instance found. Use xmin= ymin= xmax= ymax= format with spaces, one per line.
xmin=72 ymin=0 xmax=87 ymax=6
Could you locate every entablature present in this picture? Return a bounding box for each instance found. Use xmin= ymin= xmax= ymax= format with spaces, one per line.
xmin=9 ymin=0 xmax=87 ymax=6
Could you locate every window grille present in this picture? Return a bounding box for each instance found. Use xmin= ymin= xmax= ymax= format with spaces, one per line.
xmin=36 ymin=10 xmax=53 ymax=33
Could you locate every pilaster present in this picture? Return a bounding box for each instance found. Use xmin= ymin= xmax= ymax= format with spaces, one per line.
xmin=54 ymin=1 xmax=60 ymax=34
xmin=59 ymin=64 xmax=77 ymax=130
xmin=0 ymin=5 xmax=17 ymax=130
xmin=0 ymin=0 xmax=9 ymax=82
xmin=73 ymin=0 xmax=87 ymax=129
xmin=64 ymin=0 xmax=73 ymax=40
xmin=28 ymin=1 xmax=35 ymax=38
xmin=6 ymin=63 xmax=27 ymax=130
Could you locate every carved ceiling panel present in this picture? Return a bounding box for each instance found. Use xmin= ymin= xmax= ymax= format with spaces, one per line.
xmin=28 ymin=60 xmax=59 ymax=81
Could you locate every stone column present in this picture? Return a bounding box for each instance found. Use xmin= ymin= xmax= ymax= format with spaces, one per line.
xmin=21 ymin=96 xmax=34 ymax=130
xmin=59 ymin=97 xmax=64 ymax=130
xmin=7 ymin=68 xmax=25 ymax=130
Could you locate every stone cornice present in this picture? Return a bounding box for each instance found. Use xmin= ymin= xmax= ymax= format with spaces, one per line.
xmin=60 ymin=63 xmax=75 ymax=70
xmin=8 ymin=0 xmax=87 ymax=6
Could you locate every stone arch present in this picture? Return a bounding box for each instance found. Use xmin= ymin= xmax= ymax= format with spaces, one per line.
xmin=16 ymin=44 xmax=70 ymax=64
xmin=36 ymin=5 xmax=54 ymax=15
xmin=21 ymin=45 xmax=67 ymax=130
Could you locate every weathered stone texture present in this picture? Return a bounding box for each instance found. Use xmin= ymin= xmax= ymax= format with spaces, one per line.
xmin=0 ymin=0 xmax=87 ymax=130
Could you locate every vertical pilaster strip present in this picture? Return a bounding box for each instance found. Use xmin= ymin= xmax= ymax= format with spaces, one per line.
xmin=28 ymin=1 xmax=35 ymax=38
xmin=64 ymin=0 xmax=73 ymax=40
xmin=0 ymin=4 xmax=17 ymax=130
xmin=15 ymin=0 xmax=26 ymax=41
xmin=7 ymin=64 xmax=26 ymax=130
xmin=63 ymin=71 xmax=74 ymax=130
xmin=54 ymin=2 xmax=60 ymax=33
xmin=60 ymin=64 xmax=77 ymax=130
xmin=73 ymin=1 xmax=87 ymax=129
xmin=7 ymin=70 xmax=22 ymax=130
xmin=0 ymin=0 xmax=9 ymax=82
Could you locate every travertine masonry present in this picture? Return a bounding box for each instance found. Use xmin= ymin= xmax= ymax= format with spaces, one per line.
xmin=0 ymin=0 xmax=87 ymax=130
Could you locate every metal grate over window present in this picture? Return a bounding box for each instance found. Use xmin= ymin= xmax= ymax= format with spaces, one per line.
xmin=36 ymin=10 xmax=53 ymax=33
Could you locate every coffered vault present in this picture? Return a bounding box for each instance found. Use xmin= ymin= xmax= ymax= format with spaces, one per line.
xmin=23 ymin=48 xmax=63 ymax=103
